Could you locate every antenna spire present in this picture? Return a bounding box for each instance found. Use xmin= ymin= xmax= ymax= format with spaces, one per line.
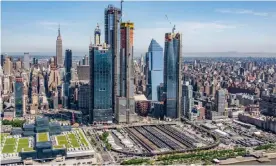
xmin=58 ymin=23 xmax=61 ymax=36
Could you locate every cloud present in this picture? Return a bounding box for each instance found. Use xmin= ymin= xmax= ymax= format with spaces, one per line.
xmin=134 ymin=21 xmax=241 ymax=53
xmin=216 ymin=9 xmax=269 ymax=17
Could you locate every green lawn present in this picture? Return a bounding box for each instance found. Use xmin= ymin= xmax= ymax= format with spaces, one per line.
xmin=2 ymin=145 xmax=16 ymax=153
xmin=56 ymin=135 xmax=69 ymax=148
xmin=37 ymin=132 xmax=49 ymax=142
xmin=53 ymin=145 xmax=65 ymax=149
xmin=68 ymin=133 xmax=80 ymax=148
xmin=18 ymin=138 xmax=28 ymax=144
xmin=5 ymin=138 xmax=16 ymax=145
xmin=22 ymin=147 xmax=34 ymax=152
xmin=17 ymin=138 xmax=30 ymax=152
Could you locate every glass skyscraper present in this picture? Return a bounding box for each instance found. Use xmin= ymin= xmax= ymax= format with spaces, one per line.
xmin=182 ymin=83 xmax=194 ymax=120
xmin=89 ymin=44 xmax=113 ymax=124
xmin=15 ymin=77 xmax=24 ymax=117
xmin=164 ymin=32 xmax=182 ymax=119
xmin=104 ymin=5 xmax=121 ymax=113
xmin=146 ymin=39 xmax=163 ymax=101
xmin=64 ymin=49 xmax=72 ymax=83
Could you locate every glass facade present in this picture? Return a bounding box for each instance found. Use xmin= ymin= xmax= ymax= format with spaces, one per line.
xmin=104 ymin=5 xmax=121 ymax=112
xmin=15 ymin=79 xmax=23 ymax=117
xmin=89 ymin=46 xmax=113 ymax=123
xmin=64 ymin=49 xmax=72 ymax=83
xmin=146 ymin=39 xmax=163 ymax=101
xmin=182 ymin=84 xmax=194 ymax=119
xmin=164 ymin=33 xmax=182 ymax=119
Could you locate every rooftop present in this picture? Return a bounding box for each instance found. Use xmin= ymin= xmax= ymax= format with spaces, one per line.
xmin=37 ymin=132 xmax=49 ymax=142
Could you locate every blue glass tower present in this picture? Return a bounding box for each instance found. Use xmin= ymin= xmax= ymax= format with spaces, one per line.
xmin=64 ymin=49 xmax=72 ymax=83
xmin=164 ymin=32 xmax=182 ymax=119
xmin=146 ymin=39 xmax=163 ymax=101
xmin=15 ymin=77 xmax=24 ymax=117
xmin=89 ymin=44 xmax=113 ymax=124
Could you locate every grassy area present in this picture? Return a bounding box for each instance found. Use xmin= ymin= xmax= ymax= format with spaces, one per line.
xmin=53 ymin=145 xmax=65 ymax=149
xmin=5 ymin=138 xmax=16 ymax=145
xmin=68 ymin=133 xmax=80 ymax=148
xmin=78 ymin=130 xmax=89 ymax=146
xmin=2 ymin=145 xmax=16 ymax=153
xmin=121 ymin=158 xmax=150 ymax=165
xmin=56 ymin=135 xmax=69 ymax=148
xmin=254 ymin=144 xmax=276 ymax=151
xmin=22 ymin=147 xmax=34 ymax=152
xmin=17 ymin=138 xmax=30 ymax=152
xmin=37 ymin=132 xmax=49 ymax=142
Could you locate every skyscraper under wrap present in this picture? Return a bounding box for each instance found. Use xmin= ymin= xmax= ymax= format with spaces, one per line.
xmin=164 ymin=32 xmax=182 ymax=119
xmin=89 ymin=44 xmax=113 ymax=124
xmin=56 ymin=25 xmax=63 ymax=67
xmin=104 ymin=5 xmax=121 ymax=113
xmin=146 ymin=39 xmax=163 ymax=101
xmin=115 ymin=21 xmax=137 ymax=123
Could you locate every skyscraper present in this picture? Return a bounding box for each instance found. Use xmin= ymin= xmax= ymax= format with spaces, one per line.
xmin=164 ymin=32 xmax=182 ymax=119
xmin=56 ymin=25 xmax=63 ymax=67
xmin=24 ymin=52 xmax=30 ymax=70
xmin=120 ymin=21 xmax=134 ymax=98
xmin=115 ymin=21 xmax=137 ymax=123
xmin=94 ymin=23 xmax=101 ymax=45
xmin=15 ymin=77 xmax=24 ymax=117
xmin=104 ymin=5 xmax=122 ymax=113
xmin=182 ymin=82 xmax=194 ymax=120
xmin=146 ymin=39 xmax=163 ymax=101
xmin=64 ymin=49 xmax=72 ymax=83
xmin=89 ymin=43 xmax=113 ymax=124
xmin=216 ymin=89 xmax=226 ymax=113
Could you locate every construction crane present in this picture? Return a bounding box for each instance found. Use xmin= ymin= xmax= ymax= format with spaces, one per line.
xmin=165 ymin=14 xmax=176 ymax=33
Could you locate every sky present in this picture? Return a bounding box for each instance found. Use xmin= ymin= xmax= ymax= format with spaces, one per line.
xmin=1 ymin=1 xmax=276 ymax=56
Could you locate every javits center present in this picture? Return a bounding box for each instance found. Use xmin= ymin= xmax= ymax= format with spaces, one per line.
xmin=1 ymin=117 xmax=94 ymax=165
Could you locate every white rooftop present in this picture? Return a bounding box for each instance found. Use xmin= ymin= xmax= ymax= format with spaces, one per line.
xmin=133 ymin=94 xmax=147 ymax=101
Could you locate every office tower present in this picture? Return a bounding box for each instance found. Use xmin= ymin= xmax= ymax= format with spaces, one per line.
xmin=15 ymin=77 xmax=24 ymax=117
xmin=3 ymin=56 xmax=13 ymax=75
xmin=145 ymin=39 xmax=163 ymax=101
xmin=182 ymin=82 xmax=194 ymax=120
xmin=89 ymin=43 xmax=113 ymax=124
xmin=84 ymin=54 xmax=89 ymax=65
xmin=216 ymin=89 xmax=226 ymax=113
xmin=24 ymin=52 xmax=30 ymax=70
xmin=164 ymin=32 xmax=182 ymax=119
xmin=1 ymin=54 xmax=5 ymax=67
xmin=77 ymin=65 xmax=90 ymax=81
xmin=120 ymin=21 xmax=134 ymax=98
xmin=115 ymin=21 xmax=137 ymax=123
xmin=78 ymin=83 xmax=89 ymax=115
xmin=94 ymin=23 xmax=101 ymax=45
xmin=64 ymin=49 xmax=72 ymax=83
xmin=56 ymin=25 xmax=63 ymax=67
xmin=104 ymin=5 xmax=122 ymax=113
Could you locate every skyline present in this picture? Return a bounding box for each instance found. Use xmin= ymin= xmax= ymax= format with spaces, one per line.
xmin=1 ymin=1 xmax=276 ymax=56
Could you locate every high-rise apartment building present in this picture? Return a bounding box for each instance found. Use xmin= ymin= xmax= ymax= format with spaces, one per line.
xmin=104 ymin=5 xmax=122 ymax=113
xmin=3 ymin=56 xmax=13 ymax=75
xmin=164 ymin=32 xmax=182 ymax=119
xmin=94 ymin=23 xmax=101 ymax=45
xmin=56 ymin=25 xmax=63 ymax=67
xmin=182 ymin=82 xmax=194 ymax=120
xmin=15 ymin=77 xmax=24 ymax=117
xmin=146 ymin=39 xmax=163 ymax=101
xmin=89 ymin=44 xmax=113 ymax=124
xmin=216 ymin=89 xmax=226 ymax=113
xmin=24 ymin=52 xmax=30 ymax=70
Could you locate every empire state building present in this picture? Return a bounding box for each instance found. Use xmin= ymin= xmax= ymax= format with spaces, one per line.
xmin=56 ymin=25 xmax=63 ymax=67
